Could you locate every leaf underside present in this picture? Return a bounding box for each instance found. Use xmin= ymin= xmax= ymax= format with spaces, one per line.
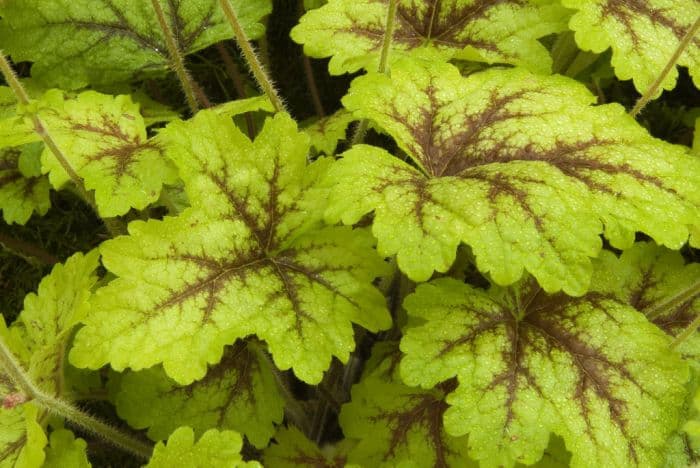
xmin=70 ymin=111 xmax=390 ymax=385
xmin=325 ymin=57 xmax=700 ymax=295
xmin=399 ymin=277 xmax=688 ymax=467
xmin=0 ymin=0 xmax=272 ymax=89
xmin=291 ymin=0 xmax=569 ymax=75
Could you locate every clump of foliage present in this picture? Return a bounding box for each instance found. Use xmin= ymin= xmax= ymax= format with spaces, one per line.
xmin=0 ymin=1 xmax=699 ymax=467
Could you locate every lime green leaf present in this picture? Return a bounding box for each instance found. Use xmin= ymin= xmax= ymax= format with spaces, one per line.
xmin=563 ymin=0 xmax=700 ymax=96
xmin=0 ymin=0 xmax=272 ymax=89
xmin=70 ymin=112 xmax=390 ymax=385
xmin=399 ymin=277 xmax=689 ymax=467
xmin=304 ymin=110 xmax=355 ymax=155
xmin=212 ymin=95 xmax=274 ymax=118
xmin=43 ymin=429 xmax=90 ymax=468
xmin=339 ymin=344 xmax=475 ymax=467
xmin=0 ymin=145 xmax=50 ymax=225
xmin=114 ymin=341 xmax=283 ymax=448
xmin=264 ymin=426 xmax=353 ymax=468
xmin=326 ymin=57 xmax=700 ymax=295
xmin=291 ymin=0 xmax=569 ymax=75
xmin=146 ymin=427 xmax=258 ymax=468
xmin=590 ymin=242 xmax=700 ymax=359
xmin=0 ymin=404 xmax=47 ymax=468
xmin=12 ymin=250 xmax=101 ymax=395
xmin=37 ymin=90 xmax=178 ymax=217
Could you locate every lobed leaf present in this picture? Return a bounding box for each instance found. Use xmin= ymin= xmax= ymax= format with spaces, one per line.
xmin=590 ymin=242 xmax=700 ymax=359
xmin=400 ymin=277 xmax=689 ymax=467
xmin=0 ymin=145 xmax=50 ymax=225
xmin=43 ymin=429 xmax=91 ymax=468
xmin=563 ymin=0 xmax=700 ymax=96
xmin=37 ymin=90 xmax=178 ymax=217
xmin=263 ymin=426 xmax=355 ymax=468
xmin=291 ymin=0 xmax=569 ymax=75
xmin=114 ymin=341 xmax=284 ymax=448
xmin=145 ymin=427 xmax=258 ymax=468
xmin=0 ymin=0 xmax=272 ymax=89
xmin=304 ymin=109 xmax=356 ymax=156
xmin=70 ymin=111 xmax=390 ymax=385
xmin=325 ymin=57 xmax=700 ymax=294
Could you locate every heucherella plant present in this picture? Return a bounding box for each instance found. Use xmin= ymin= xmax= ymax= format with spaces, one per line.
xmin=0 ymin=0 xmax=698 ymax=466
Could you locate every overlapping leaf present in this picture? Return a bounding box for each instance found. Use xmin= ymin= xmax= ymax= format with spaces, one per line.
xmin=325 ymin=57 xmax=700 ymax=295
xmin=563 ymin=0 xmax=700 ymax=96
xmin=263 ymin=427 xmax=355 ymax=468
xmin=291 ymin=0 xmax=569 ymax=75
xmin=43 ymin=429 xmax=91 ymax=468
xmin=589 ymin=242 xmax=700 ymax=359
xmin=0 ymin=87 xmax=39 ymax=150
xmin=304 ymin=110 xmax=355 ymax=156
xmin=36 ymin=90 xmax=178 ymax=217
xmin=70 ymin=111 xmax=390 ymax=385
xmin=399 ymin=277 xmax=688 ymax=467
xmin=0 ymin=0 xmax=272 ymax=89
xmin=0 ymin=251 xmax=100 ymax=467
xmin=146 ymin=427 xmax=258 ymax=468
xmin=114 ymin=341 xmax=284 ymax=448
xmin=0 ymin=144 xmax=50 ymax=225
xmin=339 ymin=343 xmax=474 ymax=467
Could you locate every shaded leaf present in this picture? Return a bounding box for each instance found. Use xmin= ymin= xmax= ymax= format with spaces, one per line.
xmin=291 ymin=0 xmax=569 ymax=74
xmin=304 ymin=110 xmax=355 ymax=156
xmin=339 ymin=343 xmax=475 ymax=467
xmin=0 ymin=404 xmax=47 ymax=468
xmin=37 ymin=90 xmax=178 ymax=217
xmin=325 ymin=57 xmax=700 ymax=295
xmin=114 ymin=341 xmax=284 ymax=448
xmin=563 ymin=0 xmax=700 ymax=96
xmin=43 ymin=429 xmax=90 ymax=468
xmin=590 ymin=242 xmax=700 ymax=359
xmin=0 ymin=145 xmax=50 ymax=225
xmin=70 ymin=112 xmax=390 ymax=385
xmin=263 ymin=426 xmax=353 ymax=468
xmin=399 ymin=277 xmax=688 ymax=467
xmin=0 ymin=0 xmax=272 ymax=89
xmin=146 ymin=427 xmax=258 ymax=468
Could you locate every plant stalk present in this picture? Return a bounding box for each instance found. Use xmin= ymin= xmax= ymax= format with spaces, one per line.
xmin=645 ymin=278 xmax=700 ymax=320
xmin=0 ymin=52 xmax=124 ymax=237
xmin=630 ymin=16 xmax=700 ymax=118
xmin=0 ymin=337 xmax=152 ymax=459
xmin=219 ymin=0 xmax=287 ymax=113
xmin=350 ymin=0 xmax=398 ymax=145
xmin=216 ymin=42 xmax=257 ymax=137
xmin=150 ymin=0 xmax=201 ymax=113
xmin=0 ymin=231 xmax=59 ymax=265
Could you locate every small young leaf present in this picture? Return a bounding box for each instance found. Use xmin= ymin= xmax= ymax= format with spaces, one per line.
xmin=114 ymin=341 xmax=284 ymax=448
xmin=264 ymin=426 xmax=354 ymax=468
xmin=0 ymin=145 xmax=50 ymax=225
xmin=0 ymin=0 xmax=272 ymax=89
xmin=590 ymin=242 xmax=700 ymax=359
xmin=563 ymin=0 xmax=700 ymax=96
xmin=339 ymin=344 xmax=474 ymax=467
xmin=325 ymin=57 xmax=700 ymax=294
xmin=304 ymin=110 xmax=355 ymax=156
xmin=291 ymin=0 xmax=569 ymax=74
xmin=37 ymin=90 xmax=178 ymax=217
xmin=399 ymin=277 xmax=688 ymax=467
xmin=43 ymin=429 xmax=90 ymax=468
xmin=146 ymin=427 xmax=258 ymax=468
xmin=70 ymin=111 xmax=390 ymax=385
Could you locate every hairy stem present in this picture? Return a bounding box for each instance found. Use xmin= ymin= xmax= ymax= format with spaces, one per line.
xmin=630 ymin=16 xmax=700 ymax=118
xmin=0 ymin=52 xmax=124 ymax=237
xmin=219 ymin=0 xmax=286 ymax=113
xmin=645 ymin=278 xmax=700 ymax=320
xmin=350 ymin=0 xmax=398 ymax=145
xmin=0 ymin=230 xmax=59 ymax=265
xmin=216 ymin=42 xmax=257 ymax=137
xmin=0 ymin=337 xmax=152 ymax=460
xmin=150 ymin=0 xmax=201 ymax=113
